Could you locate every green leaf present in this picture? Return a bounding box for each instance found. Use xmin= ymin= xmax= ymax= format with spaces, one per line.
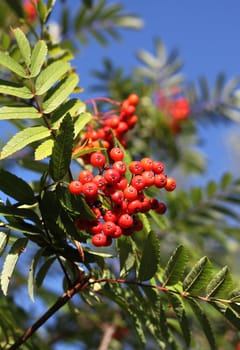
xmin=42 ymin=73 xmax=79 ymax=113
xmin=183 ymin=256 xmax=213 ymax=294
xmin=0 ymin=106 xmax=41 ymax=120
xmin=207 ymin=180 xmax=218 ymax=197
xmin=162 ymin=245 xmax=188 ymax=287
xmin=0 ymin=126 xmax=51 ymax=160
xmin=168 ymin=294 xmax=191 ymax=347
xmin=1 ymin=238 xmax=28 ymax=295
xmin=5 ymin=217 xmax=43 ymax=236
xmin=188 ymin=299 xmax=216 ymax=350
xmin=35 ymin=139 xmax=54 ymax=160
xmin=49 ymin=114 xmax=74 ymax=181
xmin=117 ymin=236 xmax=135 ymax=278
xmin=114 ymin=16 xmax=143 ymax=29
xmin=73 ymin=111 xmax=92 ymax=137
xmin=220 ymin=172 xmax=232 ymax=190
xmin=0 ymin=80 xmax=33 ymax=99
xmin=12 ymin=28 xmax=31 ymax=67
xmin=28 ymin=248 xmax=46 ymax=301
xmin=35 ymin=61 xmax=71 ymax=95
xmin=206 ymin=266 xmax=233 ymax=298
xmin=0 ymin=51 xmax=27 ymax=78
xmin=0 ymin=233 xmax=9 ymax=257
xmin=30 ymin=40 xmax=48 ymax=77
xmin=138 ymin=231 xmax=160 ymax=281
xmin=0 ymin=169 xmax=36 ymax=205
xmin=35 ymin=256 xmax=56 ymax=288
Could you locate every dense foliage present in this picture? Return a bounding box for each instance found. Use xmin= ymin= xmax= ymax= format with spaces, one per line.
xmin=0 ymin=1 xmax=240 ymax=349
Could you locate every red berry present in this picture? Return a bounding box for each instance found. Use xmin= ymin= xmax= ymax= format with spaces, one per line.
xmin=127 ymin=200 xmax=142 ymax=214
xmin=68 ymin=180 xmax=83 ymax=194
xmin=123 ymin=186 xmax=138 ymax=201
xmin=140 ymin=197 xmax=151 ymax=213
xmin=103 ymin=210 xmax=118 ymax=223
xmin=111 ymin=191 xmax=125 ymax=204
xmin=152 ymin=161 xmax=165 ymax=174
xmin=155 ymin=202 xmax=167 ymax=214
xmin=93 ymin=175 xmax=106 ymax=190
xmin=104 ymin=168 xmax=121 ymax=184
xmin=116 ymin=177 xmax=128 ymax=190
xmin=165 ymin=177 xmax=177 ymax=191
xmin=109 ymin=147 xmax=124 ymax=161
xmin=140 ymin=157 xmax=153 ymax=171
xmin=103 ymin=221 xmax=117 ymax=236
xmin=113 ymin=161 xmax=127 ymax=175
xmin=78 ymin=170 xmax=94 ymax=184
xmin=90 ymin=152 xmax=106 ymax=167
xmin=82 ymin=182 xmax=98 ymax=198
xmin=90 ymin=221 xmax=103 ymax=235
xmin=116 ymin=121 xmax=128 ymax=134
xmin=154 ymin=174 xmax=167 ymax=188
xmin=112 ymin=225 xmax=122 ymax=238
xmin=127 ymin=93 xmax=139 ymax=106
xmin=129 ymin=161 xmax=144 ymax=175
xmin=131 ymin=175 xmax=146 ymax=191
xmin=92 ymin=233 xmax=108 ymax=247
xmin=118 ymin=213 xmax=133 ymax=229
xmin=142 ymin=171 xmax=155 ymax=187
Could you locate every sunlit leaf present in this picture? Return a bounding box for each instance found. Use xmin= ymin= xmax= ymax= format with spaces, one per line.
xmin=1 ymin=238 xmax=28 ymax=295
xmin=35 ymin=61 xmax=71 ymax=95
xmin=35 ymin=139 xmax=54 ymax=160
xmin=30 ymin=40 xmax=48 ymax=77
xmin=0 ymin=52 xmax=27 ymax=78
xmin=0 ymin=80 xmax=33 ymax=99
xmin=0 ymin=126 xmax=51 ymax=160
xmin=0 ymin=106 xmax=41 ymax=120
xmin=12 ymin=28 xmax=31 ymax=67
xmin=42 ymin=73 xmax=79 ymax=113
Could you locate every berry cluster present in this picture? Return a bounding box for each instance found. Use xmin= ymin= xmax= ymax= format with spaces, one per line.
xmin=73 ymin=94 xmax=139 ymax=163
xmin=68 ymin=147 xmax=176 ymax=247
xmin=156 ymin=88 xmax=190 ymax=134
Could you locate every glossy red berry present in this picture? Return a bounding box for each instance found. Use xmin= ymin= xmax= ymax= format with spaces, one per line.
xmin=129 ymin=161 xmax=144 ymax=175
xmin=140 ymin=157 xmax=153 ymax=171
xmin=68 ymin=180 xmax=83 ymax=194
xmin=109 ymin=147 xmax=124 ymax=161
xmin=103 ymin=221 xmax=117 ymax=236
xmin=127 ymin=200 xmax=142 ymax=214
xmin=111 ymin=191 xmax=125 ymax=204
xmin=142 ymin=171 xmax=155 ymax=187
xmin=152 ymin=161 xmax=165 ymax=174
xmin=165 ymin=177 xmax=177 ymax=191
xmin=103 ymin=210 xmax=118 ymax=223
xmin=113 ymin=161 xmax=127 ymax=175
xmin=93 ymin=175 xmax=106 ymax=190
xmin=112 ymin=224 xmax=122 ymax=238
xmin=116 ymin=177 xmax=128 ymax=190
xmin=132 ymin=218 xmax=143 ymax=231
xmin=78 ymin=170 xmax=94 ymax=184
xmin=154 ymin=174 xmax=167 ymax=188
xmin=118 ymin=213 xmax=133 ymax=229
xmin=92 ymin=233 xmax=108 ymax=247
xmin=90 ymin=152 xmax=106 ymax=167
xmin=104 ymin=168 xmax=121 ymax=184
xmin=131 ymin=175 xmax=146 ymax=191
xmin=90 ymin=221 xmax=103 ymax=235
xmin=123 ymin=186 xmax=138 ymax=201
xmin=82 ymin=182 xmax=98 ymax=198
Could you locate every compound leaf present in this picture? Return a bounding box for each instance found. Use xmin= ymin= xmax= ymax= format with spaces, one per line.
xmin=0 ymin=106 xmax=41 ymax=120
xmin=12 ymin=28 xmax=31 ymax=67
xmin=0 ymin=52 xmax=27 ymax=78
xmin=0 ymin=80 xmax=33 ymax=99
xmin=206 ymin=266 xmax=233 ymax=298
